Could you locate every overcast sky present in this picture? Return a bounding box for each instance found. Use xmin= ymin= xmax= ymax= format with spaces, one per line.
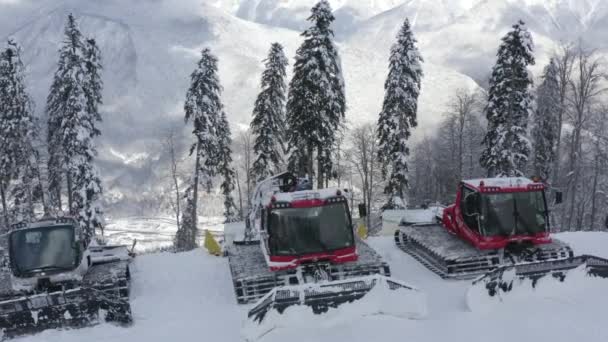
xmin=0 ymin=0 xmax=53 ymax=35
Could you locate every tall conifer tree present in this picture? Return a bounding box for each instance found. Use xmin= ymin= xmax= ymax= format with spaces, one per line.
xmin=177 ymin=48 xmax=223 ymax=251
xmin=45 ymin=14 xmax=105 ymax=238
xmin=376 ymin=18 xmax=423 ymax=208
xmin=251 ymin=43 xmax=288 ymax=182
xmin=480 ymin=20 xmax=535 ymax=177
xmin=0 ymin=39 xmax=40 ymax=225
xmin=218 ymin=111 xmax=239 ymax=223
xmin=286 ymin=0 xmax=345 ymax=188
xmin=532 ymin=58 xmax=560 ymax=183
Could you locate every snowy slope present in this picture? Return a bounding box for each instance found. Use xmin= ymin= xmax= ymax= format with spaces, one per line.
xmin=15 ymin=229 xmax=608 ymax=342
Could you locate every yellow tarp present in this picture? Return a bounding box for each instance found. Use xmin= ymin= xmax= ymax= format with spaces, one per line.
xmin=204 ymin=230 xmax=222 ymax=256
xmin=357 ymin=222 xmax=368 ymax=240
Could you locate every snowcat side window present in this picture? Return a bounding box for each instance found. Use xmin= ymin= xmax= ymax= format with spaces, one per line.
xmin=460 ymin=186 xmax=481 ymax=234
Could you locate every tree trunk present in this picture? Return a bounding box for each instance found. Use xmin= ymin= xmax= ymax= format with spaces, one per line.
xmin=235 ymin=168 xmax=244 ymax=219
xmin=0 ymin=183 xmax=9 ymax=230
xmin=173 ymin=171 xmax=181 ymax=232
xmin=589 ymin=161 xmax=599 ymax=231
xmin=192 ymin=141 xmax=202 ymax=231
xmin=317 ymin=146 xmax=324 ymax=189
xmin=307 ymin=143 xmax=314 ymax=187
xmin=566 ymin=126 xmax=582 ymax=230
xmin=54 ymin=177 xmax=63 ymax=212
xmin=67 ymin=173 xmax=73 ymax=214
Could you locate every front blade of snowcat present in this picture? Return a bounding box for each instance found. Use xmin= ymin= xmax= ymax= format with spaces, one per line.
xmin=0 ymin=287 xmax=131 ymax=339
xmin=466 ymin=255 xmax=608 ymax=311
xmin=247 ymin=275 xmax=425 ymax=325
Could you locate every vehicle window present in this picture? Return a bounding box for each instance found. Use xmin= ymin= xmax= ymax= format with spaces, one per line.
xmin=268 ymin=203 xmax=354 ymax=255
xmin=481 ymin=191 xmax=547 ymax=237
xmin=460 ymin=186 xmax=480 ymax=233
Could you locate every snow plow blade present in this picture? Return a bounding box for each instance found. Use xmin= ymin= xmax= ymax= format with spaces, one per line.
xmin=247 ymin=275 xmax=426 ymax=325
xmin=466 ymin=255 xmax=608 ymax=311
xmin=0 ymin=287 xmax=131 ymax=339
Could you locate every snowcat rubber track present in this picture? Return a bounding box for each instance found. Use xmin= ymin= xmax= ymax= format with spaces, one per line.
xmin=472 ymin=254 xmax=608 ymax=297
xmin=0 ymin=260 xmax=131 ymax=339
xmin=394 ymin=224 xmax=573 ymax=280
xmin=227 ymin=239 xmax=391 ymax=304
xmin=247 ymin=275 xmax=414 ymax=324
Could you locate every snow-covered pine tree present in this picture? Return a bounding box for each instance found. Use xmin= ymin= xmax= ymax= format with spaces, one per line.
xmin=175 ymin=185 xmax=198 ymax=252
xmin=286 ymin=0 xmax=346 ymax=188
xmin=45 ymin=14 xmax=105 ymax=237
xmin=0 ymin=39 xmax=40 ymax=226
xmin=72 ymin=37 xmax=105 ymax=239
xmin=70 ymin=149 xmax=104 ymax=240
xmin=179 ymin=48 xmax=224 ymax=250
xmin=376 ymin=18 xmax=423 ymax=208
xmin=532 ymin=58 xmax=560 ymax=183
xmin=480 ymin=20 xmax=535 ymax=178
xmin=251 ymin=43 xmax=288 ymax=182
xmin=46 ymin=13 xmax=87 ymax=212
xmin=218 ymin=111 xmax=240 ymax=223
xmin=83 ymin=38 xmax=103 ymax=137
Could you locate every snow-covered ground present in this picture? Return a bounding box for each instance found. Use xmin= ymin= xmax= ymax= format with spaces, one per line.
xmin=14 ymin=226 xmax=608 ymax=342
xmin=104 ymin=216 xmax=225 ymax=253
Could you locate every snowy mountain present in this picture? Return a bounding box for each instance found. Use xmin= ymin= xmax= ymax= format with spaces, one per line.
xmin=209 ymin=0 xmax=407 ymax=34
xmin=2 ymin=0 xmax=608 ymax=215
xmin=348 ymin=0 xmax=608 ymax=83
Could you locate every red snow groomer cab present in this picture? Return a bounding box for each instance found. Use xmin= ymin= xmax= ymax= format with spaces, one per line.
xmin=395 ymin=177 xmax=608 ymax=284
xmin=442 ymin=177 xmax=552 ymax=250
xmin=228 ymin=172 xmax=423 ymax=324
xmin=261 ymin=187 xmax=358 ymax=271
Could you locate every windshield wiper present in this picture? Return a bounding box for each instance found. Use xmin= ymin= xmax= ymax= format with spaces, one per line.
xmin=24 ymin=265 xmax=72 ymax=273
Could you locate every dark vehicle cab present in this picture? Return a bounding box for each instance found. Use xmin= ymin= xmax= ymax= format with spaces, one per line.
xmin=8 ymin=217 xmax=90 ymax=292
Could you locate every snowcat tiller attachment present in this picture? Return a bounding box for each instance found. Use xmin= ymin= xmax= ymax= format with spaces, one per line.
xmin=247 ymin=275 xmax=423 ymax=325
xmin=0 ymin=287 xmax=131 ymax=339
xmin=467 ymin=255 xmax=608 ymax=310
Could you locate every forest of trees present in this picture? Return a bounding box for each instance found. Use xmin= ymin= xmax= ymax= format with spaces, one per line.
xmin=2 ymin=2 xmax=608 ymax=253
xmin=0 ymin=14 xmax=104 ymax=240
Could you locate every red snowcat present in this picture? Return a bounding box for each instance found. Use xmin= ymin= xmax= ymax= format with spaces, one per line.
xmin=394 ymin=177 xmax=608 ymax=294
xmin=228 ymin=172 xmax=424 ymax=324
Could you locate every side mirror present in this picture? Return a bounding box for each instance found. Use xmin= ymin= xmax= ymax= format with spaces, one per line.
xmin=555 ymin=191 xmax=563 ymax=205
xmin=464 ymin=193 xmax=479 ymax=216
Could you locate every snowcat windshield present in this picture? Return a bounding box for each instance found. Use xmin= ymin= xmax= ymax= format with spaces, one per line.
xmin=268 ymin=202 xmax=354 ymax=256
xmin=481 ymin=191 xmax=548 ymax=236
xmin=9 ymin=225 xmax=77 ymax=276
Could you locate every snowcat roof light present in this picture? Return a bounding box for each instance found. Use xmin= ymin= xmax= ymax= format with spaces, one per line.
xmin=527 ymin=184 xmax=544 ymax=190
